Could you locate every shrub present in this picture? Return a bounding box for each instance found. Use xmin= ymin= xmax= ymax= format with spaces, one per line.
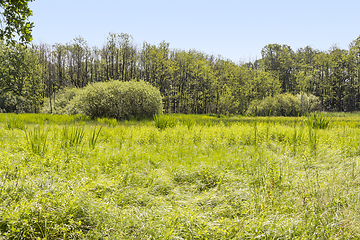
xmin=41 ymin=81 xmax=163 ymax=120
xmin=246 ymin=93 xmax=302 ymax=116
xmin=41 ymin=87 xmax=83 ymax=115
xmin=0 ymin=92 xmax=33 ymax=113
xmin=295 ymin=93 xmax=322 ymax=113
xmin=77 ymin=80 xmax=162 ymax=120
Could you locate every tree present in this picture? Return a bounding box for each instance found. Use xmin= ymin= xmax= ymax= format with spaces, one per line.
xmin=67 ymin=36 xmax=89 ymax=88
xmin=348 ymin=36 xmax=360 ymax=110
xmin=24 ymin=46 xmax=44 ymax=112
xmin=251 ymin=70 xmax=281 ymax=100
xmin=261 ymin=44 xmax=296 ymax=93
xmin=0 ymin=0 xmax=34 ymax=44
xmin=102 ymin=33 xmax=138 ymax=81
xmin=0 ymin=42 xmax=44 ymax=112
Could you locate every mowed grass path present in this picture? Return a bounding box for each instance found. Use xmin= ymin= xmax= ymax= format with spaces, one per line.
xmin=1 ymin=113 xmax=360 ymax=239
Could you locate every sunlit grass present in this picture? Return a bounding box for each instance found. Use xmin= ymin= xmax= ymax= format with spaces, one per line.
xmin=1 ymin=113 xmax=360 ymax=238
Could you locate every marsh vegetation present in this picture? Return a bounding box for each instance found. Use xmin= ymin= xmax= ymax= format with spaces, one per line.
xmin=1 ymin=113 xmax=360 ymax=239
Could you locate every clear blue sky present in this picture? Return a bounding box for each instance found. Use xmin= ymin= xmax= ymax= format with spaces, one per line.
xmin=29 ymin=0 xmax=360 ymax=63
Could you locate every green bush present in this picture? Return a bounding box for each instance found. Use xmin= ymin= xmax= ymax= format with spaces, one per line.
xmin=246 ymin=93 xmax=302 ymax=116
xmin=42 ymin=81 xmax=163 ymax=120
xmin=0 ymin=93 xmax=33 ymax=113
xmin=78 ymin=80 xmax=162 ymax=120
xmin=295 ymin=93 xmax=322 ymax=113
xmin=41 ymin=87 xmax=83 ymax=115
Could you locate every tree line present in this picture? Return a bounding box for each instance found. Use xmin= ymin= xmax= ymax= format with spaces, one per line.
xmin=1 ymin=33 xmax=360 ymax=114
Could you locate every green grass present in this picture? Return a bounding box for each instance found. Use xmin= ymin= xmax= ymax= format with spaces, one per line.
xmin=0 ymin=113 xmax=91 ymax=128
xmin=1 ymin=112 xmax=360 ymax=238
xmin=24 ymin=126 xmax=48 ymax=156
xmin=307 ymin=111 xmax=331 ymax=129
xmin=153 ymin=114 xmax=177 ymax=130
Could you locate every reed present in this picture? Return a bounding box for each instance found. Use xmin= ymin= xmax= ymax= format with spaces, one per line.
xmin=61 ymin=125 xmax=85 ymax=149
xmin=24 ymin=126 xmax=48 ymax=156
xmin=307 ymin=111 xmax=331 ymax=129
xmin=89 ymin=126 xmax=102 ymax=149
xmin=153 ymin=114 xmax=177 ymax=130
xmin=5 ymin=116 xmax=25 ymax=130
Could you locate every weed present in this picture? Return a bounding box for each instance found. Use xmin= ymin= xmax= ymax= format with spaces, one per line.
xmin=307 ymin=111 xmax=331 ymax=129
xmin=308 ymin=123 xmax=318 ymax=157
xmin=89 ymin=126 xmax=102 ymax=149
xmin=61 ymin=126 xmax=85 ymax=149
xmin=153 ymin=114 xmax=177 ymax=130
xmin=24 ymin=126 xmax=48 ymax=156
xmin=5 ymin=116 xmax=25 ymax=130
xmin=180 ymin=118 xmax=196 ymax=130
xmin=97 ymin=117 xmax=117 ymax=127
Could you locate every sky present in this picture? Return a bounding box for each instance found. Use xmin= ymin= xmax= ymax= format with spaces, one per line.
xmin=29 ymin=0 xmax=360 ymax=63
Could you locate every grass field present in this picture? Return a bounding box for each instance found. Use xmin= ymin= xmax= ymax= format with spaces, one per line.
xmin=1 ymin=112 xmax=360 ymax=239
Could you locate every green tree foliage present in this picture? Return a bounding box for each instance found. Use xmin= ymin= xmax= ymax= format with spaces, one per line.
xmin=1 ymin=32 xmax=360 ymax=114
xmin=102 ymin=33 xmax=138 ymax=81
xmin=67 ymin=36 xmax=90 ymax=88
xmin=261 ymin=44 xmax=296 ymax=93
xmin=250 ymin=70 xmax=281 ymax=100
xmin=41 ymin=87 xmax=83 ymax=115
xmin=0 ymin=92 xmax=32 ymax=113
xmin=34 ymin=33 xmax=284 ymax=115
xmin=0 ymin=0 xmax=34 ymax=44
xmin=0 ymin=42 xmax=44 ymax=112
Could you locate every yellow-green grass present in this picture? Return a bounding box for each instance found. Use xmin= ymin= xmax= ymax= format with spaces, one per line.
xmin=0 ymin=113 xmax=360 ymax=239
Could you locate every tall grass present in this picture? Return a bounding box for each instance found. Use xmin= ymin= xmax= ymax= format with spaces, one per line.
xmin=0 ymin=113 xmax=360 ymax=238
xmin=308 ymin=122 xmax=318 ymax=157
xmin=153 ymin=114 xmax=177 ymax=130
xmin=89 ymin=126 xmax=102 ymax=149
xmin=61 ymin=126 xmax=85 ymax=149
xmin=307 ymin=111 xmax=331 ymax=129
xmin=5 ymin=116 xmax=25 ymax=130
xmin=24 ymin=126 xmax=48 ymax=156
xmin=0 ymin=113 xmax=90 ymax=125
xmin=96 ymin=117 xmax=117 ymax=127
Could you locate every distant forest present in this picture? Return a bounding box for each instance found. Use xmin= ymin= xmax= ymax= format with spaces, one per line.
xmin=1 ymin=33 xmax=360 ymax=114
